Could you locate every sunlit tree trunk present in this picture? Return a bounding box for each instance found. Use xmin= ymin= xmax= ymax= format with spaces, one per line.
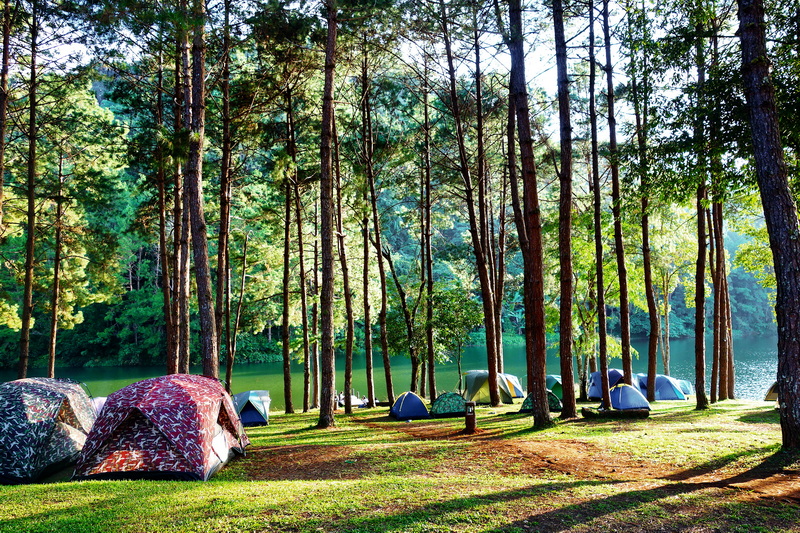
xmin=737 ymin=0 xmax=800 ymax=447
xmin=589 ymin=2 xmax=611 ymax=410
xmin=281 ymin=163 xmax=294 ymax=414
xmin=186 ymin=0 xmax=218 ymax=378
xmin=603 ymin=0 xmax=632 ymax=386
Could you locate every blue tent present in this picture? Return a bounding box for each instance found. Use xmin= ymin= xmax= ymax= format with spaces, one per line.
xmin=677 ymin=379 xmax=693 ymax=396
xmin=588 ymin=369 xmax=625 ymax=400
xmin=636 ymin=375 xmax=687 ymax=400
xmin=233 ymin=390 xmax=271 ymax=426
xmin=389 ymin=392 xmax=430 ymax=421
xmin=609 ymin=383 xmax=650 ymax=410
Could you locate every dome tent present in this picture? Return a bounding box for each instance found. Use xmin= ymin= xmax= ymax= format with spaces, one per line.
xmin=233 ymin=390 xmax=271 ymax=426
xmin=0 ymin=378 xmax=96 ymax=484
xmin=430 ymin=392 xmax=467 ymax=418
xmin=389 ymin=391 xmax=430 ymax=421
xmin=546 ymin=375 xmax=563 ymax=399
xmin=519 ymin=390 xmax=563 ymax=413
xmin=588 ymin=369 xmax=625 ymax=400
xmin=463 ymin=370 xmax=524 ymax=404
xmin=74 ymin=374 xmax=249 ymax=481
xmin=609 ymin=383 xmax=651 ymax=410
xmin=636 ymin=374 xmax=688 ymax=400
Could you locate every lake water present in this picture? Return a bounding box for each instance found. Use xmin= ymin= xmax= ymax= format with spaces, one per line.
xmin=1 ymin=333 xmax=779 ymax=410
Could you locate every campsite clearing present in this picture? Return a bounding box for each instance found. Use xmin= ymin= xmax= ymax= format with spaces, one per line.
xmin=1 ymin=399 xmax=798 ymax=532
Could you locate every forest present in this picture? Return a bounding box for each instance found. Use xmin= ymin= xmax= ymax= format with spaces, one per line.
xmin=0 ymin=0 xmax=797 ymax=443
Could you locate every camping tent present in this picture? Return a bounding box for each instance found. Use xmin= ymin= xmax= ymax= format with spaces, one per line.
xmin=676 ymin=380 xmax=693 ymax=396
xmin=764 ymin=382 xmax=779 ymax=402
xmin=519 ymin=391 xmax=563 ymax=413
xmin=609 ymin=383 xmax=650 ymax=410
xmin=546 ymin=375 xmax=563 ymax=399
xmin=233 ymin=390 xmax=271 ymax=426
xmin=73 ymin=374 xmax=249 ymax=481
xmin=0 ymin=377 xmax=96 ymax=484
xmin=463 ymin=370 xmax=525 ymax=404
xmin=636 ymin=374 xmax=687 ymax=400
xmin=430 ymin=392 xmax=467 ymax=418
xmin=588 ymin=369 xmax=625 ymax=400
xmin=389 ymin=391 xmax=430 ymax=421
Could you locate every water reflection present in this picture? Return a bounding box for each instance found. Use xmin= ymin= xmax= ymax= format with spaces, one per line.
xmin=0 ymin=334 xmax=778 ymax=410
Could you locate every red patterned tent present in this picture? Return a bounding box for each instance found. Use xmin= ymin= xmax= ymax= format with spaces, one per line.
xmin=73 ymin=374 xmax=249 ymax=481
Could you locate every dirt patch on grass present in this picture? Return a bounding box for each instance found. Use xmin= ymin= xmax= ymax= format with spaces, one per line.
xmin=241 ymin=415 xmax=799 ymax=506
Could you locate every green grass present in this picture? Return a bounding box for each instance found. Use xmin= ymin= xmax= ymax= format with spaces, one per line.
xmin=1 ymin=400 xmax=798 ymax=532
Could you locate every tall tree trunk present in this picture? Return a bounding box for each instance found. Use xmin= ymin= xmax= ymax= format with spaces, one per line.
xmin=553 ymin=0 xmax=576 ymax=418
xmin=333 ymin=117 xmax=355 ymax=413
xmin=423 ymin=56 xmax=436 ymax=402
xmin=281 ymin=168 xmax=294 ymax=414
xmin=311 ymin=199 xmax=320 ymax=409
xmin=0 ymin=0 xmax=11 ymax=230
xmin=48 ymin=161 xmax=64 ymax=378
xmin=737 ymin=0 xmax=800 ymax=447
xmin=708 ymin=208 xmax=720 ymax=403
xmin=367 ymin=92 xmax=393 ymax=407
xmin=589 ymin=2 xmax=611 ymax=410
xmin=694 ymin=185 xmax=710 ymax=409
xmin=156 ymin=45 xmax=177 ymax=375
xmin=501 ymin=0 xmax=549 ymax=424
xmin=186 ymin=0 xmax=218 ymax=378
xmin=18 ymin=0 xmax=38 ymax=379
xmin=287 ymin=89 xmax=312 ymax=413
xmin=176 ymin=7 xmax=192 ymax=374
xmin=216 ymin=0 xmax=233 ymax=386
xmin=360 ymin=42 xmax=375 ymax=409
xmin=603 ymin=0 xmax=632 ymax=385
xmin=441 ymin=4 xmax=500 ymax=406
xmin=628 ymin=4 xmax=659 ymax=402
xmin=227 ymin=233 xmax=248 ymax=390
xmin=317 ymin=0 xmax=337 ymax=429
xmin=694 ymin=23 xmax=710 ymax=410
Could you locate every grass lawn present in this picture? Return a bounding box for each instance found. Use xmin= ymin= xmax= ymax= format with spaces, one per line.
xmin=1 ymin=399 xmax=799 ymax=532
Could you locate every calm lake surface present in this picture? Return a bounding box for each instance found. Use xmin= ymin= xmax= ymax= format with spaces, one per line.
xmin=2 ymin=333 xmax=779 ymax=410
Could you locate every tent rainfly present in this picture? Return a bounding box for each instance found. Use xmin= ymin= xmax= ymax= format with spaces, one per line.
xmin=73 ymin=374 xmax=249 ymax=481
xmin=609 ymin=383 xmax=651 ymax=410
xmin=519 ymin=391 xmax=563 ymax=413
xmin=463 ymin=370 xmax=525 ymax=404
xmin=389 ymin=391 xmax=430 ymax=421
xmin=430 ymin=392 xmax=467 ymax=418
xmin=588 ymin=369 xmax=625 ymax=400
xmin=0 ymin=378 xmax=96 ymax=484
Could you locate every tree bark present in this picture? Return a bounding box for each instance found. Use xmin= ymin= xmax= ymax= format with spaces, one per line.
xmin=186 ymin=0 xmax=218 ymax=378
xmin=442 ymin=4 xmax=500 ymax=407
xmin=737 ymin=0 xmax=800 ymax=447
xmin=589 ymin=2 xmax=611 ymax=410
xmin=553 ymin=0 xmax=576 ymax=418
xmin=281 ymin=158 xmax=293 ymax=414
xmin=317 ymin=0 xmax=337 ymax=429
xmin=603 ymin=0 xmax=632 ymax=386
xmin=18 ymin=0 xmax=37 ymax=379
xmin=333 ymin=116 xmax=355 ymax=413
xmin=0 ymin=0 xmax=11 ymax=230
xmin=48 ymin=162 xmax=64 ymax=378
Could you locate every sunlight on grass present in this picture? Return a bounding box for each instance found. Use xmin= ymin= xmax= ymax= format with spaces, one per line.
xmin=1 ymin=401 xmax=795 ymax=533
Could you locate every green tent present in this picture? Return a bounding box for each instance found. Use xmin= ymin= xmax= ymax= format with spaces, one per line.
xmin=430 ymin=392 xmax=467 ymax=418
xmin=519 ymin=391 xmax=563 ymax=413
xmin=463 ymin=370 xmax=524 ymax=404
xmin=546 ymin=375 xmax=563 ymax=400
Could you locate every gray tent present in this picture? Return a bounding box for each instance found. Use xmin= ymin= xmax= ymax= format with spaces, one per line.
xmin=233 ymin=390 xmax=271 ymax=426
xmin=0 ymin=378 xmax=96 ymax=484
